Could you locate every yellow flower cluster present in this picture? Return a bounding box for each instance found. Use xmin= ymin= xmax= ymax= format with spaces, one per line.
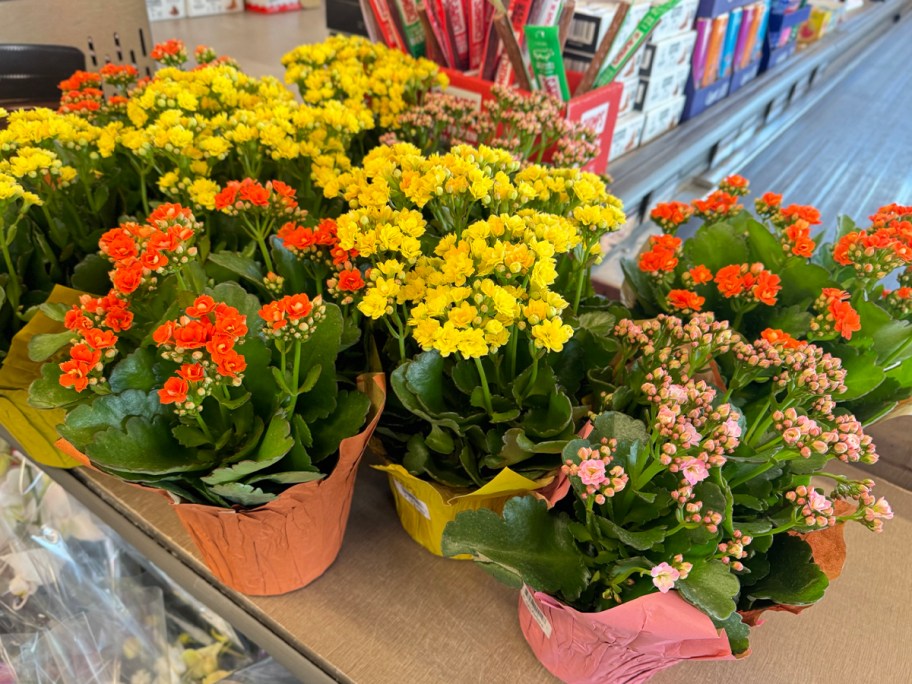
xmin=282 ymin=35 xmax=447 ymax=129
xmin=0 ymin=146 xmax=77 ymax=190
xmin=0 ymin=172 xmax=41 ymax=208
xmin=335 ymin=144 xmax=624 ymax=359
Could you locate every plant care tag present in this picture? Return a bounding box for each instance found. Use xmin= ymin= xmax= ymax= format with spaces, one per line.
xmin=521 ymin=585 xmax=552 ymax=638
xmin=393 ymin=479 xmax=431 ymax=520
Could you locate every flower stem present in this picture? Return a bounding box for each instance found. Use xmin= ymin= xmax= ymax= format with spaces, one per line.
xmin=474 ymin=356 xmax=494 ymax=415
xmin=0 ymin=218 xmax=22 ymax=323
xmin=572 ymin=264 xmax=587 ymax=315
xmin=194 ymin=413 xmax=215 ymax=444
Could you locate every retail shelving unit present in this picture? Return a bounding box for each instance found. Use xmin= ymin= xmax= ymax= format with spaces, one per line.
xmin=3 ymin=425 xmax=910 ymax=684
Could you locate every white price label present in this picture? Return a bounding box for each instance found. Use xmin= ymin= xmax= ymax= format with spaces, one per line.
xmin=521 ymin=585 xmax=552 ymax=638
xmin=393 ymin=479 xmax=431 ymax=520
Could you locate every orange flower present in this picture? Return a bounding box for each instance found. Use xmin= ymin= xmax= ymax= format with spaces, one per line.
xmin=158 ymin=377 xmax=189 ymax=405
xmin=783 ymin=220 xmax=817 ymax=258
xmin=761 ymin=328 xmax=801 ymax=349
xmin=101 ymin=231 xmax=138 ymax=262
xmin=178 ymin=363 xmax=206 ymax=383
xmin=172 ymin=320 xmax=211 ymax=349
xmin=64 ymin=308 xmax=92 ymax=332
xmin=639 ymin=249 xmax=678 ymax=273
xmin=214 ymin=183 xmax=239 ymax=210
xmin=338 ymin=268 xmax=366 ymax=292
xmin=692 ymin=190 xmax=741 ymax=220
xmin=719 ymin=175 xmax=749 ymax=196
xmin=830 ymin=301 xmax=861 ymax=340
xmin=111 ymin=260 xmax=144 ymax=295
xmin=141 ymin=249 xmax=169 ymax=271
xmin=153 ymin=321 xmax=175 ymax=346
xmin=147 ymin=202 xmax=195 ymax=225
xmin=270 ymin=180 xmax=296 ymax=199
xmin=650 ymin=201 xmax=694 ymax=231
xmin=70 ymin=343 xmax=101 ymax=367
xmin=186 ymin=295 xmax=216 ymax=318
xmin=282 ymin=294 xmax=313 ymax=319
xmin=58 ymin=70 xmax=102 ymax=92
xmin=278 ymin=222 xmax=316 ymax=251
xmin=206 ymin=333 xmax=236 ymax=360
xmin=688 ymin=265 xmax=713 ymax=284
xmin=894 ymin=287 xmax=912 ymax=300
xmin=258 ymin=301 xmax=287 ymax=331
xmin=239 ymin=179 xmax=269 ymax=206
xmin=215 ymin=349 xmax=247 ymax=378
xmin=83 ymin=328 xmax=117 ymax=350
xmin=103 ymin=307 xmax=133 ymax=333
xmin=755 ymin=192 xmax=783 ymax=214
xmin=821 ymin=288 xmax=850 ymax=302
xmin=59 ymin=359 xmax=92 ymax=392
xmin=752 ymin=271 xmax=781 ymax=306
xmin=214 ymin=310 xmax=248 ymax=338
xmin=667 ymin=289 xmax=705 ymax=312
xmin=714 ymin=265 xmax=745 ymax=297
xmin=781 ymin=204 xmax=822 ymax=226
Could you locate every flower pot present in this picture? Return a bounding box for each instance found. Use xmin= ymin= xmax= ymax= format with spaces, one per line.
xmin=517 ymin=586 xmax=734 ymax=684
xmin=58 ymin=373 xmax=385 ymax=596
xmin=373 ymin=462 xmax=569 ymax=558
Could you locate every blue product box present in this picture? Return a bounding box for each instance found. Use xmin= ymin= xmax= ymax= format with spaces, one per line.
xmin=730 ymin=58 xmax=762 ymax=93
xmin=681 ymin=75 xmax=732 ymax=121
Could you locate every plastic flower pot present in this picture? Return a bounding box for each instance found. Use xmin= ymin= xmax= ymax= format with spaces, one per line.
xmin=518 ymin=586 xmax=735 ymax=684
xmin=57 ymin=373 xmax=385 ymax=596
xmin=373 ymin=462 xmax=569 ymax=558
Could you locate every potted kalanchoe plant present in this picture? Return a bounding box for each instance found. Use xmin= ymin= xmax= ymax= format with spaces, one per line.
xmin=625 ymin=176 xmax=912 ymax=425
xmin=318 ymin=142 xmax=626 ymax=555
xmin=26 ymin=203 xmax=384 ymax=595
xmin=443 ymin=312 xmax=891 ymax=682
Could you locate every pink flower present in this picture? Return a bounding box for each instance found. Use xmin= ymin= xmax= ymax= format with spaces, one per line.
xmin=865 ymin=497 xmax=893 ymax=522
xmin=657 ymin=405 xmax=677 ymax=427
xmin=722 ymin=417 xmax=742 ymax=439
xmin=650 ymin=562 xmax=681 ymax=593
xmin=679 ymin=422 xmax=702 ymax=448
xmin=578 ymin=459 xmax=607 ymax=487
xmin=680 ymin=458 xmax=710 ymax=485
xmin=667 ymin=384 xmax=688 ymax=404
xmin=807 ymin=489 xmax=830 ymax=513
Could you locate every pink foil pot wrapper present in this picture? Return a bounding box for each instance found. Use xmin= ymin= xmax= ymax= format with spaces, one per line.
xmin=518 ymin=587 xmax=734 ymax=684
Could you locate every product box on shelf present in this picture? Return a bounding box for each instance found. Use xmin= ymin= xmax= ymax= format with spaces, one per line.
xmin=640 ymin=29 xmax=697 ymax=77
xmin=798 ymin=6 xmax=835 ymax=44
xmin=634 ymin=61 xmax=690 ymax=111
xmin=729 ymin=57 xmax=761 ymax=92
xmin=609 ymin=111 xmax=646 ymax=161
xmin=246 ymin=0 xmax=309 ymax=12
xmin=651 ymin=0 xmax=700 ymax=42
xmin=186 ymin=0 xmax=243 ymax=17
xmin=563 ymin=45 xmax=646 ymax=83
xmin=640 ymin=94 xmax=686 ymax=143
xmin=617 ymin=73 xmax=640 ymax=118
xmin=565 ymin=2 xmax=623 ymax=53
xmin=696 ymin=0 xmax=758 ymax=17
xmin=147 ymin=0 xmax=186 ymax=21
xmin=442 ymin=68 xmax=624 ymax=174
xmin=767 ymin=4 xmax=812 ymax=45
xmin=681 ymin=73 xmax=731 ymax=120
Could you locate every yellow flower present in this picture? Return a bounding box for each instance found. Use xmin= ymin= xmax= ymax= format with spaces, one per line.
xmin=188 ymin=177 xmax=219 ymax=210
xmin=448 ymin=301 xmax=477 ymax=328
xmin=531 ymin=317 xmax=574 ymax=352
xmin=358 ymin=289 xmax=391 ymax=319
xmin=457 ymin=327 xmax=488 ymax=358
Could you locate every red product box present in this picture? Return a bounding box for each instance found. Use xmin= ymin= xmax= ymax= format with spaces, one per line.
xmin=442 ymin=68 xmax=623 ymax=175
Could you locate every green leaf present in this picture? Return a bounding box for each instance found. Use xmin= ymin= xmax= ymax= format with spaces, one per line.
xmin=293 ymin=303 xmax=344 ymax=422
xmin=577 ymin=311 xmax=616 ymax=338
xmin=171 ymin=425 xmax=212 ymax=448
xmin=206 ymin=251 xmax=265 ymax=287
xmin=87 ymin=417 xmax=215 ymax=475
xmin=854 ymin=298 xmax=912 ymax=364
xmin=209 ymin=482 xmax=276 ymax=506
xmin=109 ymin=348 xmax=161 ymax=393
xmin=591 ymin=411 xmax=648 ymax=447
xmin=27 ymin=362 xmax=82 ymax=409
xmin=258 ymin=414 xmax=296 ymax=460
xmin=522 ymin=391 xmax=573 ymax=438
xmin=297 ymin=364 xmax=322 ymax=394
xmin=677 ymin=559 xmax=740 ymax=621
xmin=596 ymin=518 xmax=665 ymax=551
xmin=683 ymin=222 xmax=749 ymax=272
xmin=451 ymin=359 xmax=479 ymax=395
xmin=747 ymin=535 xmax=828 ymax=606
xmin=38 ymin=301 xmax=69 ymax=322
xmin=405 ymin=350 xmax=447 ymax=414
xmin=829 ymin=345 xmax=885 ymax=401
xmin=27 ymin=331 xmax=73 ymax=362
xmin=776 ymin=260 xmax=833 ymax=308
xmin=308 ymin=389 xmax=371 ymax=461
xmin=442 ymin=496 xmax=589 ymax=600
xmin=210 ymin=281 xmax=262 ymax=339
xmin=215 ymin=390 xmax=251 ymax=410
xmin=58 ymin=389 xmax=163 ymax=449
xmin=70 ymin=254 xmax=111 ymax=294
xmin=713 ymin=611 xmax=751 ymax=655
xmin=742 ymin=214 xmax=786 ymax=270
xmin=245 ymin=470 xmax=324 ymax=485
xmin=426 ymin=424 xmax=456 ymax=453
xmin=763 ymin=305 xmax=812 ymax=337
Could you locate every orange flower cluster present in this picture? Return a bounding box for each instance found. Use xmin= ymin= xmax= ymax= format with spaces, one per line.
xmin=58 ymin=290 xmax=132 ymax=392
xmin=779 ymin=204 xmax=822 ymax=227
xmin=782 ymin=219 xmax=817 ymax=258
xmin=214 ymin=178 xmax=303 ymax=220
xmin=150 ymin=39 xmax=187 ymax=67
xmin=667 ymin=289 xmax=705 ymax=313
xmin=714 ymin=263 xmax=781 ymax=306
xmin=153 ymin=295 xmax=248 ymax=413
xmin=99 ymin=63 xmax=139 ymax=89
xmin=810 ymin=288 xmax=861 ymax=341
xmin=882 ymin=286 xmax=912 ymax=318
xmin=258 ymin=293 xmax=326 ymax=342
xmin=58 ymin=71 xmax=102 ymax=92
xmin=638 ymin=235 xmax=682 ymax=277
xmin=833 ymin=218 xmax=912 ymax=281
xmin=869 ymin=204 xmax=912 ymax=229
xmin=760 ymin=328 xmax=802 ymax=350
xmin=754 ymin=192 xmax=783 ymax=218
xmin=691 ymin=190 xmax=742 ymax=223
xmin=649 ymin=201 xmax=694 ymax=234
xmin=718 ymin=174 xmax=749 ymax=197
xmin=686 ymin=265 xmax=713 ymax=285
xmin=99 ymin=203 xmax=199 ymax=296
xmin=59 ymin=88 xmax=104 ymax=114
xmin=278 ymin=218 xmax=365 ymax=303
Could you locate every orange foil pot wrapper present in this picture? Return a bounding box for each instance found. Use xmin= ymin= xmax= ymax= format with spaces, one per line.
xmin=518 ymin=587 xmax=734 ymax=684
xmin=58 ymin=372 xmax=385 ymax=596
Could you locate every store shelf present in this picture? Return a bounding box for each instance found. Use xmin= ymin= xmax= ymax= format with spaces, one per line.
xmin=4 ymin=422 xmax=911 ymax=684
xmin=608 ymin=0 xmax=911 ymax=224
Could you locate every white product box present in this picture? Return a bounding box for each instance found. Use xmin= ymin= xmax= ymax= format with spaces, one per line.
xmin=634 ymin=62 xmax=690 ymax=111
xmin=147 ymin=0 xmax=186 ymax=21
xmin=562 ymin=45 xmax=644 ymax=80
xmin=609 ymin=112 xmax=645 ymax=161
xmin=185 ymin=0 xmax=243 ymax=17
xmin=616 ymin=73 xmax=640 ymax=118
xmin=640 ymin=29 xmax=697 ymax=77
xmin=246 ymin=0 xmax=310 ymax=12
xmin=651 ymin=0 xmax=699 ymax=43
xmin=616 ymin=45 xmax=646 ymax=81
xmin=640 ymin=94 xmax=686 ymax=143
xmin=565 ymin=2 xmax=621 ymax=53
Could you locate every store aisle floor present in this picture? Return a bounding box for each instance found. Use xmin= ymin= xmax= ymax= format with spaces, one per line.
xmin=738 ymin=12 xmax=912 ymax=228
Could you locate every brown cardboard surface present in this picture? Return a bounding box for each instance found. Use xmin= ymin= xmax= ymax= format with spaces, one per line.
xmin=72 ymin=457 xmax=911 ymax=683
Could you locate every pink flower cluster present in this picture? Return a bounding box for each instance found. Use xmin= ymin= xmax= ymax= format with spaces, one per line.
xmin=717 ymin=530 xmax=753 ymax=571
xmin=830 ymin=478 xmax=892 ymax=532
xmin=676 ymin=499 xmax=724 ymax=533
xmin=615 ymin=313 xmax=738 ymax=362
xmin=649 ymin=554 xmax=693 ymax=593
xmin=786 ymin=485 xmax=836 ymax=529
xmin=831 ymin=415 xmax=878 ymax=464
xmin=562 ymin=438 xmax=629 ymax=505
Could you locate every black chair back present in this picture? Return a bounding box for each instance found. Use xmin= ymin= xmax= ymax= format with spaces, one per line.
xmin=0 ymin=43 xmax=86 ymax=107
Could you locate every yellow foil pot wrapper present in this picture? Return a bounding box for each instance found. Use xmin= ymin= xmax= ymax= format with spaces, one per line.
xmin=373 ymin=462 xmax=567 ymax=558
